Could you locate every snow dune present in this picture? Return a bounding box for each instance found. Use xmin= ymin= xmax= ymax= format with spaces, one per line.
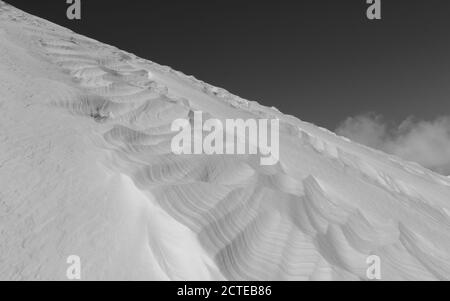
xmin=1 ymin=2 xmax=450 ymax=280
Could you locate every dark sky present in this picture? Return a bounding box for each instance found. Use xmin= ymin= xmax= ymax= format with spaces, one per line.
xmin=4 ymin=0 xmax=450 ymax=129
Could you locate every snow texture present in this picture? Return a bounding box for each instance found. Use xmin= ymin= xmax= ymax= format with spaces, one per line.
xmin=1 ymin=2 xmax=450 ymax=280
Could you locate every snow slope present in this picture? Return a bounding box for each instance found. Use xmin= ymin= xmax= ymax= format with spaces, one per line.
xmin=1 ymin=2 xmax=450 ymax=280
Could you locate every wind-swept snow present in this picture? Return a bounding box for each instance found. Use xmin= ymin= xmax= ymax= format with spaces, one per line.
xmin=1 ymin=1 xmax=450 ymax=280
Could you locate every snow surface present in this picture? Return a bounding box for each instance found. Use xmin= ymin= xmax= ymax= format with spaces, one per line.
xmin=1 ymin=2 xmax=450 ymax=280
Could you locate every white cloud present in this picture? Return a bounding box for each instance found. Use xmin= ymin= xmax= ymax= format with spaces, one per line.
xmin=336 ymin=114 xmax=450 ymax=176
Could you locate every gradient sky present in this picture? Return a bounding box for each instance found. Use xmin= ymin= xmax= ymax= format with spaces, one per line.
xmin=5 ymin=0 xmax=450 ymax=130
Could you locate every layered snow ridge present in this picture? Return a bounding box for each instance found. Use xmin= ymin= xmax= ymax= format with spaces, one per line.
xmin=1 ymin=2 xmax=450 ymax=280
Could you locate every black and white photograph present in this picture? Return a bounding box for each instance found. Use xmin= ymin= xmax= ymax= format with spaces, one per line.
xmin=0 ymin=0 xmax=450 ymax=287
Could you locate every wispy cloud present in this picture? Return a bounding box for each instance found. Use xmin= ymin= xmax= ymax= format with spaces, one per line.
xmin=336 ymin=114 xmax=450 ymax=176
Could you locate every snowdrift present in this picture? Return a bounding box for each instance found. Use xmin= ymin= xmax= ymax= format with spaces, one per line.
xmin=1 ymin=2 xmax=450 ymax=280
